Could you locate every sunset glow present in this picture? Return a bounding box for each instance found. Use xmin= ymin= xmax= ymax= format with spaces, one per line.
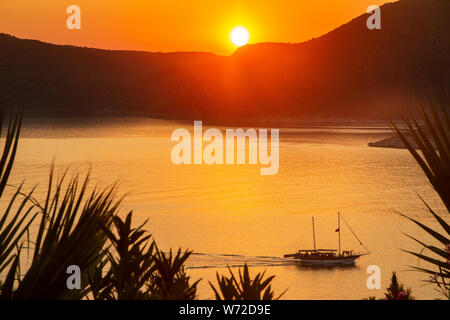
xmin=0 ymin=0 xmax=392 ymax=54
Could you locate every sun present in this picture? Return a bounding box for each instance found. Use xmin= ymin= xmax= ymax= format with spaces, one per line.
xmin=230 ymin=26 xmax=250 ymax=47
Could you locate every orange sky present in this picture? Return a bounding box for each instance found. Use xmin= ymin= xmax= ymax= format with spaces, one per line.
xmin=0 ymin=0 xmax=393 ymax=55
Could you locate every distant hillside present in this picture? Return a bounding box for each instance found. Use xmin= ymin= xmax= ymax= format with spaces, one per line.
xmin=0 ymin=0 xmax=448 ymax=121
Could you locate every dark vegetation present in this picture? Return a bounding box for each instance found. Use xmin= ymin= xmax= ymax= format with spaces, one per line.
xmin=209 ymin=264 xmax=286 ymax=300
xmin=389 ymin=97 xmax=450 ymax=299
xmin=366 ymin=96 xmax=449 ymax=300
xmin=366 ymin=272 xmax=414 ymax=300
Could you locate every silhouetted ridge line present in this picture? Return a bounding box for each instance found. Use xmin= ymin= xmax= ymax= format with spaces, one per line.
xmin=1 ymin=0 xmax=448 ymax=122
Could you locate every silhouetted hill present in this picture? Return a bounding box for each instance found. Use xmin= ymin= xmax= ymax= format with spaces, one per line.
xmin=0 ymin=0 xmax=448 ymax=122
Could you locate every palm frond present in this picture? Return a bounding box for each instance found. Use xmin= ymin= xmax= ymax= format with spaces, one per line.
xmin=9 ymin=168 xmax=120 ymax=300
xmin=389 ymin=99 xmax=450 ymax=299
xmin=389 ymin=101 xmax=450 ymax=210
xmin=209 ymin=264 xmax=286 ymax=300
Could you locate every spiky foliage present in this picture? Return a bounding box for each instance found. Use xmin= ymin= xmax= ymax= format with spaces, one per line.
xmin=3 ymin=169 xmax=120 ymax=300
xmin=390 ymin=100 xmax=450 ymax=210
xmin=90 ymin=212 xmax=156 ymax=300
xmin=148 ymin=248 xmax=199 ymax=300
xmin=389 ymin=99 xmax=450 ymax=298
xmin=0 ymin=110 xmax=37 ymax=276
xmin=0 ymin=110 xmax=121 ymax=300
xmin=89 ymin=212 xmax=198 ymax=300
xmin=209 ymin=264 xmax=286 ymax=300
xmin=384 ymin=272 xmax=413 ymax=300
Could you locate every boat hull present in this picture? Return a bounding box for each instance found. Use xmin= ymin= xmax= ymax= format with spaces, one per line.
xmin=284 ymin=254 xmax=362 ymax=266
xmin=300 ymin=256 xmax=360 ymax=265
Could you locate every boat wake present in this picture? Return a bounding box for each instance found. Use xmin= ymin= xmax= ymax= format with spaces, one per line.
xmin=186 ymin=252 xmax=300 ymax=270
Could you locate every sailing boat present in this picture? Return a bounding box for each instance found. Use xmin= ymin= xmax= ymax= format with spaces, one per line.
xmin=284 ymin=212 xmax=370 ymax=265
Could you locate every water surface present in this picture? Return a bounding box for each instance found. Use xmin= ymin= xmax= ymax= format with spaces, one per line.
xmin=9 ymin=118 xmax=446 ymax=299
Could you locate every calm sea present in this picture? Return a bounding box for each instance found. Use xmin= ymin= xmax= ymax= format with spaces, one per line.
xmin=8 ymin=117 xmax=447 ymax=299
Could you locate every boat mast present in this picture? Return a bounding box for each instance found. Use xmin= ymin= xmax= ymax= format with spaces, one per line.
xmin=338 ymin=212 xmax=341 ymax=256
xmin=312 ymin=217 xmax=317 ymax=252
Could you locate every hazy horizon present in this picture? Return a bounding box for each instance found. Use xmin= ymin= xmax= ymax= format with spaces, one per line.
xmin=0 ymin=0 xmax=393 ymax=55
